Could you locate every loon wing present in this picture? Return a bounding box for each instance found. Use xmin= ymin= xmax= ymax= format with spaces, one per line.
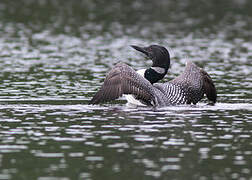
xmin=89 ymin=63 xmax=156 ymax=105
xmin=170 ymin=61 xmax=217 ymax=104
xmin=200 ymin=69 xmax=217 ymax=104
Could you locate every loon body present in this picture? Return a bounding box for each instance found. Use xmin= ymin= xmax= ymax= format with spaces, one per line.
xmin=89 ymin=45 xmax=217 ymax=106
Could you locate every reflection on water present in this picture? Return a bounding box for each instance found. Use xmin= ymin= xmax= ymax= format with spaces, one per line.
xmin=0 ymin=102 xmax=252 ymax=179
xmin=0 ymin=0 xmax=251 ymax=179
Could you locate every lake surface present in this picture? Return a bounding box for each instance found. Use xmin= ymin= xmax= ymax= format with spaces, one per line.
xmin=0 ymin=0 xmax=251 ymax=179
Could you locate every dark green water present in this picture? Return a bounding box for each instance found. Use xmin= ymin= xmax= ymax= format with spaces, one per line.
xmin=0 ymin=0 xmax=251 ymax=179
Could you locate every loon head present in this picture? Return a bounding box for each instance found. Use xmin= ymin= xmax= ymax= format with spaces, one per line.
xmin=131 ymin=45 xmax=170 ymax=84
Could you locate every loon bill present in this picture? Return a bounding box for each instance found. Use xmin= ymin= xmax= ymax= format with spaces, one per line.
xmin=89 ymin=45 xmax=217 ymax=106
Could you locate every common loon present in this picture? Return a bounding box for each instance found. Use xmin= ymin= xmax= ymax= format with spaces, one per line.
xmin=89 ymin=45 xmax=217 ymax=106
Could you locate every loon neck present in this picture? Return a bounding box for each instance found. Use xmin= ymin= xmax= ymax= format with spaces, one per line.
xmin=144 ymin=67 xmax=167 ymax=84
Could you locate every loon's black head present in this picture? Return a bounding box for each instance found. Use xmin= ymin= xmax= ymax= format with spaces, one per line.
xmin=131 ymin=45 xmax=170 ymax=70
xmin=131 ymin=44 xmax=170 ymax=84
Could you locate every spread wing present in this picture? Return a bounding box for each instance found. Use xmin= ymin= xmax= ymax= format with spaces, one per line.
xmin=201 ymin=69 xmax=217 ymax=104
xmin=170 ymin=61 xmax=217 ymax=104
xmin=89 ymin=63 xmax=156 ymax=105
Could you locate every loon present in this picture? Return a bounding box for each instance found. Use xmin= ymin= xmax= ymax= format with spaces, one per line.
xmin=89 ymin=45 xmax=217 ymax=106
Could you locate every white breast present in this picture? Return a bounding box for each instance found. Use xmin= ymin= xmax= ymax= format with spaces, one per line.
xmin=124 ymin=94 xmax=146 ymax=107
xmin=136 ymin=69 xmax=146 ymax=77
xmin=124 ymin=69 xmax=147 ymax=107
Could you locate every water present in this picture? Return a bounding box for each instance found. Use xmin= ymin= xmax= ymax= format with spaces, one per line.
xmin=0 ymin=0 xmax=252 ymax=179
